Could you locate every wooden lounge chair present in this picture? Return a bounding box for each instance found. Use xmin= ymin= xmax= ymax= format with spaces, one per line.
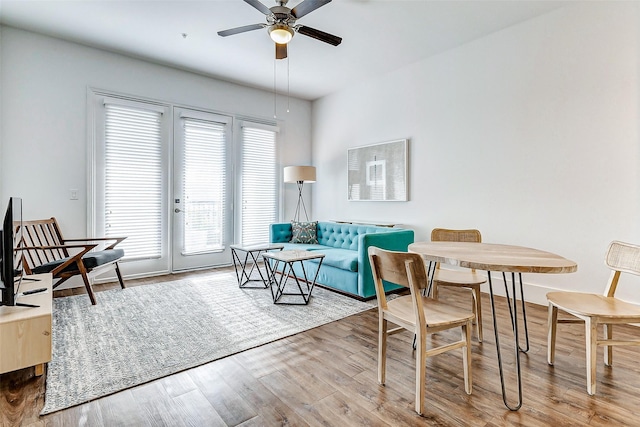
xmin=19 ymin=217 xmax=126 ymax=305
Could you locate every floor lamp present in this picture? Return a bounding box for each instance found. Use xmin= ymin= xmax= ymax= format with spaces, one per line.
xmin=284 ymin=166 xmax=316 ymax=222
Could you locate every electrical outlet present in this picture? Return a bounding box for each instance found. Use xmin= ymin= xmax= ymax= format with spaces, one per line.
xmin=70 ymin=189 xmax=79 ymax=200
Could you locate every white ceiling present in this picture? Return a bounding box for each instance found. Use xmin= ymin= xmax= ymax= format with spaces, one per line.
xmin=0 ymin=0 xmax=569 ymax=100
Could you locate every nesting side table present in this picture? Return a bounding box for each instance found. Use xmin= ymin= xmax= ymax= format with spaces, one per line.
xmin=230 ymin=243 xmax=284 ymax=288
xmin=262 ymin=250 xmax=325 ymax=305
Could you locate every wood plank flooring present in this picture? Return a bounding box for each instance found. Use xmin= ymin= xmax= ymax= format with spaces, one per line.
xmin=2 ymin=268 xmax=640 ymax=426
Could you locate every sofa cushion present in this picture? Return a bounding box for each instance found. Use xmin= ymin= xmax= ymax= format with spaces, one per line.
xmin=32 ymin=249 xmax=125 ymax=274
xmin=291 ymin=221 xmax=318 ymax=244
xmin=280 ymin=243 xmax=327 ymax=251
xmin=308 ymin=248 xmax=358 ymax=272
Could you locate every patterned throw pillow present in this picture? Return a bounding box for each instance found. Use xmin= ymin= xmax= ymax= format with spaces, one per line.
xmin=291 ymin=221 xmax=318 ymax=244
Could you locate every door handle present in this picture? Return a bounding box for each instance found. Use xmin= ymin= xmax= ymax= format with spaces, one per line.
xmin=174 ymin=208 xmax=182 ymax=213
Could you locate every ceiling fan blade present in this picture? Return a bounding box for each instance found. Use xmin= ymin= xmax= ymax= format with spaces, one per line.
xmin=275 ymin=43 xmax=288 ymax=59
xmin=217 ymin=23 xmax=265 ymax=37
xmin=244 ymin=0 xmax=272 ymax=16
xmin=297 ymin=25 xmax=342 ymax=46
xmin=291 ymin=0 xmax=332 ymax=18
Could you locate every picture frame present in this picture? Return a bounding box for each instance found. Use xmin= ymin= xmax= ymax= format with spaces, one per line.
xmin=347 ymin=139 xmax=408 ymax=201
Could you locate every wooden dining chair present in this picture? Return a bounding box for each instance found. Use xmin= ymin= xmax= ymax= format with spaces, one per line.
xmin=368 ymin=246 xmax=473 ymax=415
xmin=547 ymin=241 xmax=640 ymax=395
xmin=430 ymin=228 xmax=486 ymax=341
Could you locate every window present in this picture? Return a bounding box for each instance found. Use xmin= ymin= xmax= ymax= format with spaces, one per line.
xmin=240 ymin=123 xmax=278 ymax=245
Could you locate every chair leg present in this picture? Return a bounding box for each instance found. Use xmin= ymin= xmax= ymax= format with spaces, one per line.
xmin=472 ymin=285 xmax=483 ymax=342
xmin=378 ymin=316 xmax=387 ymax=385
xmin=77 ymin=262 xmax=97 ymax=305
xmin=585 ymin=318 xmax=597 ymax=395
xmin=547 ymin=303 xmax=558 ymax=365
xmin=462 ymin=320 xmax=472 ymax=394
xmin=115 ymin=262 xmax=126 ymax=289
xmin=604 ymin=323 xmax=613 ymax=367
xmin=415 ymin=328 xmax=427 ymax=415
xmin=470 ymin=290 xmax=476 ymax=324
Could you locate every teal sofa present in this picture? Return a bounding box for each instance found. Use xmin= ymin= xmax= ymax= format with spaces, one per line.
xmin=269 ymin=221 xmax=414 ymax=300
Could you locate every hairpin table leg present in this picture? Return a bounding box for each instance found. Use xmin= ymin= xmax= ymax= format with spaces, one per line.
xmin=501 ymin=272 xmax=530 ymax=353
xmin=488 ymin=271 xmax=523 ymax=411
xmin=425 ymin=260 xmax=436 ymax=296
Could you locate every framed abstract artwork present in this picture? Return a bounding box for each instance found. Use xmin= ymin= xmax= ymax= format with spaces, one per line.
xmin=347 ymin=139 xmax=408 ymax=201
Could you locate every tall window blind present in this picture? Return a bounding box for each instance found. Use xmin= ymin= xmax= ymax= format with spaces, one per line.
xmin=182 ymin=118 xmax=227 ymax=254
xmin=104 ymin=103 xmax=163 ymax=260
xmin=241 ymin=125 xmax=277 ymax=245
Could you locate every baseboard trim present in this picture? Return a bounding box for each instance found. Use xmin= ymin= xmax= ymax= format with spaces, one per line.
xmin=478 ymin=276 xmax=560 ymax=307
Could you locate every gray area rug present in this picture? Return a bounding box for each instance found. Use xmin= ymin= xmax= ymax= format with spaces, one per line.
xmin=41 ymin=272 xmax=374 ymax=414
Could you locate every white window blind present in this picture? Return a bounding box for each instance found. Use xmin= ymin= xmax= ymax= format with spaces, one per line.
xmin=104 ymin=103 xmax=163 ymax=260
xmin=241 ymin=125 xmax=277 ymax=245
xmin=182 ymin=118 xmax=227 ymax=254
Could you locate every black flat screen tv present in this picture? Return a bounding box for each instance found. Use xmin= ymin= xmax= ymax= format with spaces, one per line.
xmin=0 ymin=197 xmax=24 ymax=306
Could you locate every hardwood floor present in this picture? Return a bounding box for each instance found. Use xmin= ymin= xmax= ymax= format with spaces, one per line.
xmin=2 ymin=269 xmax=640 ymax=426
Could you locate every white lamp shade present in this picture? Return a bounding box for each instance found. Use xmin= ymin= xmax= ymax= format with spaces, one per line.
xmin=284 ymin=166 xmax=316 ymax=183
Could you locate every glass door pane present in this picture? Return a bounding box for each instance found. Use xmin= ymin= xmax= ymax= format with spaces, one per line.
xmin=173 ymin=108 xmax=233 ymax=270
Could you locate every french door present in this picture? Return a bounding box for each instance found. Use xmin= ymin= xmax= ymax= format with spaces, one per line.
xmin=172 ymin=108 xmax=233 ymax=270
xmin=92 ymin=91 xmax=279 ymax=279
xmin=92 ymin=95 xmax=172 ymax=278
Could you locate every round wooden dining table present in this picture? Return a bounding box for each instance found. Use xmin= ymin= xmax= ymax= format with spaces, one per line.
xmin=408 ymin=241 xmax=577 ymax=411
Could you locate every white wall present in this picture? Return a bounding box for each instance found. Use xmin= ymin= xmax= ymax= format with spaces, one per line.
xmin=0 ymin=26 xmax=312 ymax=236
xmin=312 ymin=3 xmax=640 ymax=304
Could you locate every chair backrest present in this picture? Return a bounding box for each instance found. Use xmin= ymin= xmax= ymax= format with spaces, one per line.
xmin=431 ymin=228 xmax=481 ymax=272
xmin=606 ymin=241 xmax=640 ymax=274
xmin=604 ymin=241 xmax=640 ymax=297
xmin=19 ymin=217 xmax=68 ymax=272
xmin=431 ymin=228 xmax=481 ymax=243
xmin=368 ymin=246 xmax=427 ymax=316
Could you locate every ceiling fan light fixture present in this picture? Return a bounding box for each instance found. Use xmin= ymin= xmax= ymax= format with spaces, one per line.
xmin=269 ymin=24 xmax=294 ymax=44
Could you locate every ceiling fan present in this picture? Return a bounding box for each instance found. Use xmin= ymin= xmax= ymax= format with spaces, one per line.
xmin=217 ymin=0 xmax=342 ymax=60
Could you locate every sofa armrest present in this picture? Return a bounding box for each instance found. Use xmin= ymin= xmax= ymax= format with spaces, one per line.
xmin=358 ymin=230 xmax=415 ymax=296
xmin=270 ymin=223 xmax=293 ymax=243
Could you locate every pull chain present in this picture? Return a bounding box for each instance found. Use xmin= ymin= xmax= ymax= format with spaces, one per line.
xmin=273 ymin=58 xmax=277 ymax=119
